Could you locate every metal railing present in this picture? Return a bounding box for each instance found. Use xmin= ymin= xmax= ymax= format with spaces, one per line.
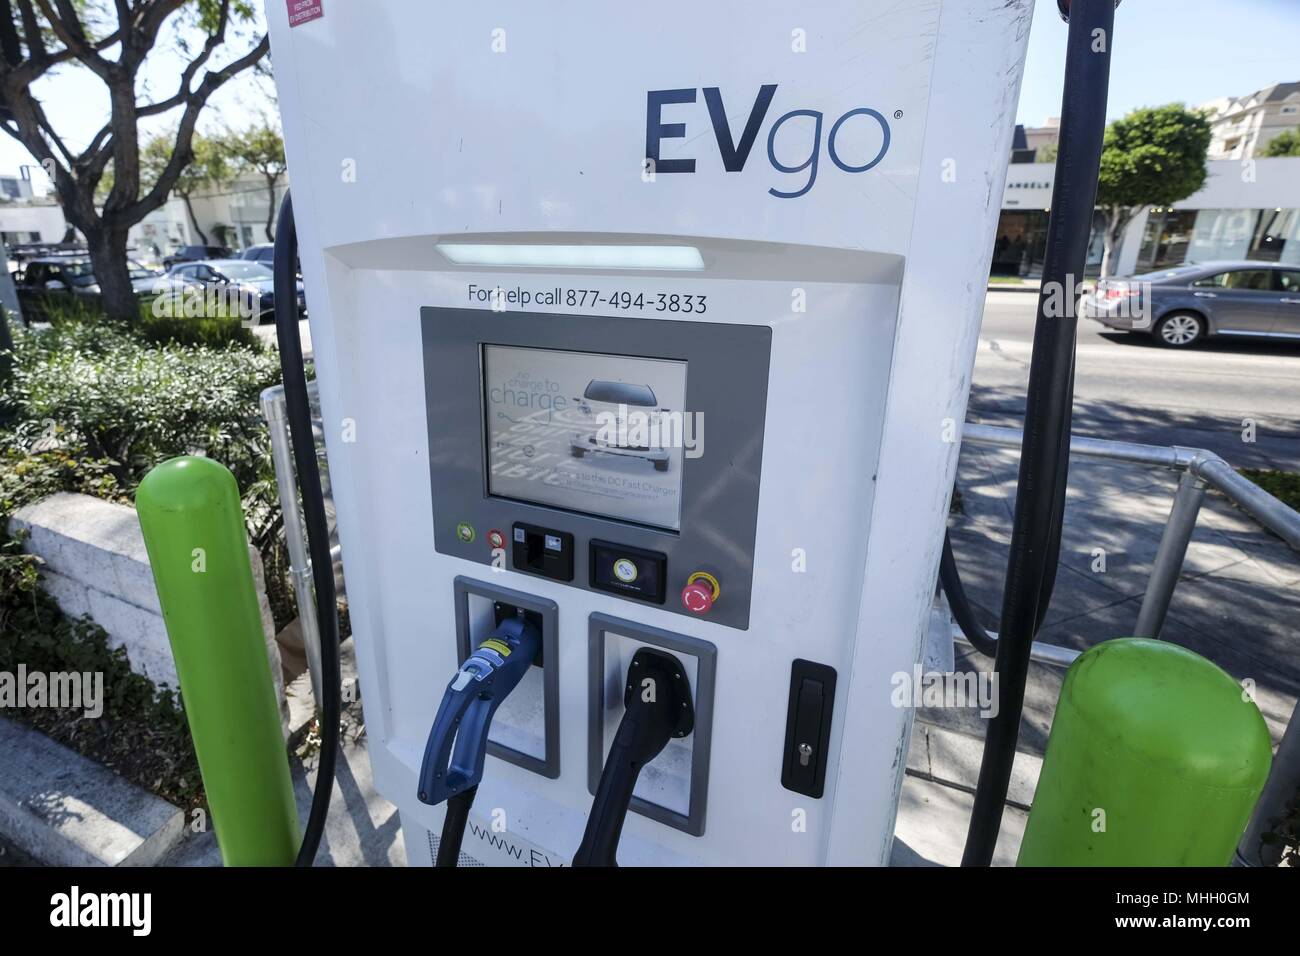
xmin=958 ymin=422 xmax=1300 ymax=867
xmin=961 ymin=423 xmax=1300 ymax=647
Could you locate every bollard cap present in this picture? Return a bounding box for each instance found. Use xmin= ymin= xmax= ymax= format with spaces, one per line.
xmin=1062 ymin=638 xmax=1272 ymax=791
xmin=137 ymin=455 xmax=240 ymax=516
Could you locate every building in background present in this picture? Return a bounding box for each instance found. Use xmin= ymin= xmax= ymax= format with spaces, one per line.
xmin=1006 ymin=120 xmax=1060 ymax=164
xmin=0 ymin=198 xmax=69 ymax=248
xmin=1202 ymin=81 xmax=1300 ymax=159
xmin=995 ymin=78 xmax=1300 ymax=279
xmin=0 ymin=172 xmax=37 ymax=201
xmin=993 ymin=157 xmax=1300 ymax=278
xmin=0 ymin=165 xmax=67 ymax=248
xmin=994 ymin=136 xmax=1104 ymax=275
xmin=1021 ymin=118 xmax=1060 ymax=158
xmin=129 ymin=173 xmax=287 ymax=263
xmin=0 ymin=170 xmax=290 ymax=267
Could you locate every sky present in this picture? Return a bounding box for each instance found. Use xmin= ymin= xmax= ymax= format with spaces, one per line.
xmin=1017 ymin=0 xmax=1300 ymax=126
xmin=3 ymin=0 xmax=1298 ymax=191
xmin=0 ymin=6 xmax=273 ymax=192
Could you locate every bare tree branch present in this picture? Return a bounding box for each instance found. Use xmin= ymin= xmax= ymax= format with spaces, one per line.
xmin=131 ymin=0 xmax=230 ymax=119
xmin=0 ymin=83 xmax=92 ymax=224
xmin=76 ymin=1 xmax=236 ymax=200
xmin=33 ymin=0 xmax=112 ymax=78
xmin=113 ymin=0 xmax=133 ymax=34
xmin=133 ymin=0 xmax=189 ymax=59
xmin=128 ymin=31 xmax=269 ymax=220
xmin=0 ymin=0 xmax=24 ymax=66
xmin=32 ymin=99 xmax=75 ymax=167
xmin=15 ymin=0 xmax=47 ymax=63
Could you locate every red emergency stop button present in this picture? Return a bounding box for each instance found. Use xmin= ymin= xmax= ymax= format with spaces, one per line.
xmin=681 ymin=572 xmax=720 ymax=614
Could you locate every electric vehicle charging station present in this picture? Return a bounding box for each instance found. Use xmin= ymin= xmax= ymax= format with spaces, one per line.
xmin=263 ymin=0 xmax=1040 ymax=866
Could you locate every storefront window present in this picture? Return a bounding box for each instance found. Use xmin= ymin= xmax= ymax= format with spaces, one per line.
xmin=1137 ymin=209 xmax=1199 ymax=269
xmin=1248 ymin=208 xmax=1300 ymax=264
xmin=1186 ymin=208 xmax=1258 ymax=263
xmin=993 ymin=205 xmax=1300 ymax=277
xmin=1086 ymin=210 xmax=1106 ymax=272
xmin=989 ymin=209 xmax=1106 ymax=277
xmin=990 ymin=210 xmax=1048 ymax=276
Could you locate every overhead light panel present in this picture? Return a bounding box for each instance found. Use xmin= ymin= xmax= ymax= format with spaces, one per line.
xmin=436 ymin=243 xmax=705 ymax=271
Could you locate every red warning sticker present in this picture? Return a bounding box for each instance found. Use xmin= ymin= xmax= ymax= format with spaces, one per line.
xmin=287 ymin=0 xmax=323 ymax=28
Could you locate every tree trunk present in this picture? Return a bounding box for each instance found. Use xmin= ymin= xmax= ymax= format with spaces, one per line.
xmin=264 ymin=173 xmax=278 ymax=242
xmin=182 ymin=192 xmax=209 ymax=245
xmin=1100 ymin=206 xmax=1132 ymax=278
xmin=85 ymin=226 xmax=139 ymax=322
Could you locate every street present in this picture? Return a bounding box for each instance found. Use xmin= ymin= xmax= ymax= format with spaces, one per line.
xmin=972 ymin=291 xmax=1300 ymax=472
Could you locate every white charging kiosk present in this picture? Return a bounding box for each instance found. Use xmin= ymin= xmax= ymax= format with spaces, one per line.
xmin=266 ymin=0 xmax=1033 ymax=866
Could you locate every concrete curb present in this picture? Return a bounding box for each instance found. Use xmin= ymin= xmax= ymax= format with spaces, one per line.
xmin=892 ymin=719 xmax=1040 ymax=866
xmin=0 ymin=716 xmax=183 ymax=866
xmin=11 ymin=492 xmax=288 ymax=733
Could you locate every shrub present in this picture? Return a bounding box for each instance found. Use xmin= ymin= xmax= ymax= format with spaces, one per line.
xmin=1240 ymin=468 xmax=1300 ymax=514
xmin=0 ymin=294 xmax=286 ymax=815
xmin=35 ymin=292 xmax=263 ymax=350
xmin=137 ymin=311 xmax=262 ymax=350
xmin=136 ymin=295 xmax=263 ymax=350
xmin=0 ymin=440 xmax=125 ymax=518
xmin=8 ymin=328 xmax=281 ymax=493
xmin=24 ymin=309 xmax=136 ymax=356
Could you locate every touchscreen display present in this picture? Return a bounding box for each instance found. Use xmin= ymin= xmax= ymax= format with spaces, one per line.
xmin=483 ymin=345 xmax=688 ymax=531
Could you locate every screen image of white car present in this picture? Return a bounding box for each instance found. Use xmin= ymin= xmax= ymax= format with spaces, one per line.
xmin=483 ymin=345 xmax=687 ymax=531
xmin=570 ymin=380 xmax=671 ymax=472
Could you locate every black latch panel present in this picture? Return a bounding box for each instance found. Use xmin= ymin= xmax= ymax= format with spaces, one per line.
xmin=780 ymin=659 xmax=837 ymax=798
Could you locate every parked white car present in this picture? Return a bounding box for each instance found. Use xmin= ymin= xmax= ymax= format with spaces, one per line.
xmin=569 ymin=379 xmax=671 ymax=471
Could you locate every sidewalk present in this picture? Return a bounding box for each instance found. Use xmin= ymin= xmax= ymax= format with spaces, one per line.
xmin=944 ymin=442 xmax=1300 ymax=750
xmin=159 ymin=639 xmax=405 ymax=867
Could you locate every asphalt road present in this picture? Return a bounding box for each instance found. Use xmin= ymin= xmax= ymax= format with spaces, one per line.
xmin=971 ymin=291 xmax=1300 ymax=472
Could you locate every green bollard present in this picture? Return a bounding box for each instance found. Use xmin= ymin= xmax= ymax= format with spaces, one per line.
xmin=137 ymin=456 xmax=300 ymax=866
xmin=1018 ymin=638 xmax=1271 ymax=866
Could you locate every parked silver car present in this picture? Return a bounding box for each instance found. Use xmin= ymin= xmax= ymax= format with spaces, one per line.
xmin=1081 ymin=261 xmax=1300 ymax=347
xmin=161 ymin=259 xmax=306 ymax=324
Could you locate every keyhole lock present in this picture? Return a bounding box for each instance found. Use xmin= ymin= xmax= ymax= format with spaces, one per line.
xmin=781 ymin=660 xmax=837 ymax=799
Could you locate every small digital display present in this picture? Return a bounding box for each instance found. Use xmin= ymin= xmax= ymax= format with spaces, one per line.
xmin=483 ymin=345 xmax=688 ymax=531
